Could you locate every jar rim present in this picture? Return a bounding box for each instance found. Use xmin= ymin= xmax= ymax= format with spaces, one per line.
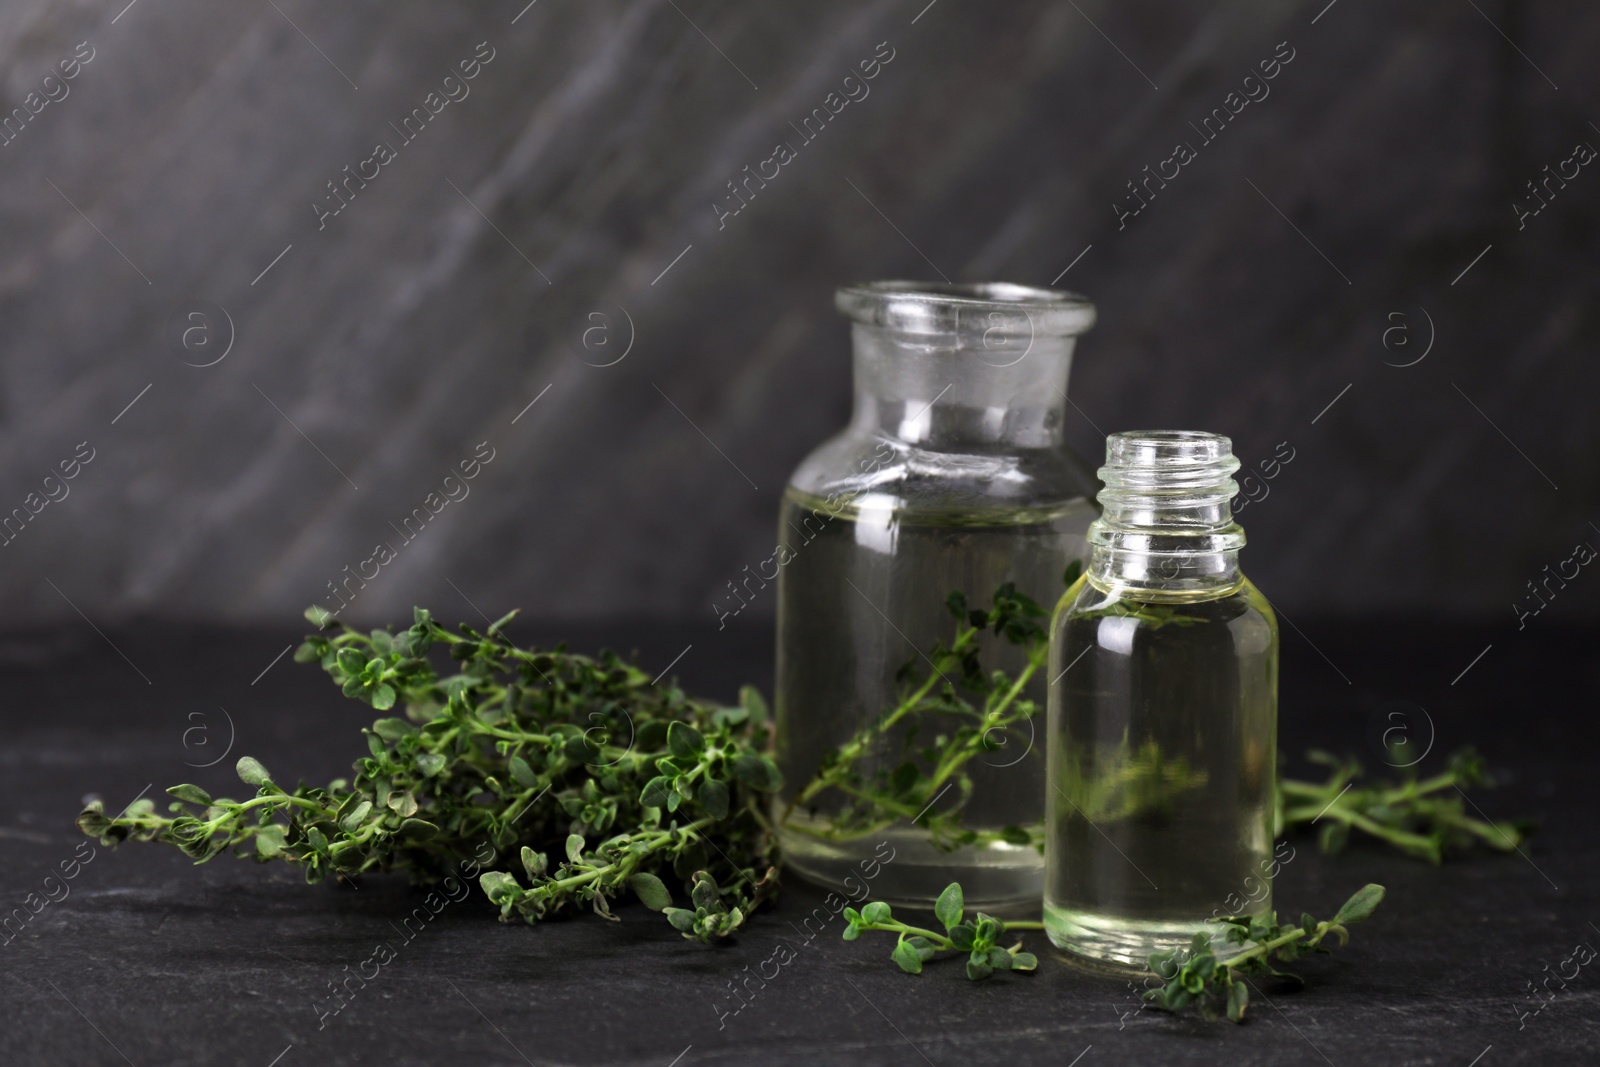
xmin=835 ymin=280 xmax=1096 ymax=336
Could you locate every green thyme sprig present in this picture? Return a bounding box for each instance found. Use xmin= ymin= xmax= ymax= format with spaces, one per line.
xmin=1073 ymin=601 xmax=1204 ymax=629
xmin=1062 ymin=739 xmax=1210 ymax=823
xmin=1144 ymin=884 xmax=1385 ymax=1022
xmin=839 ymin=880 xmax=1383 ymax=1020
xmin=783 ymin=577 xmax=1056 ymax=852
xmin=78 ymin=608 xmax=783 ymax=941
xmin=843 ymin=882 xmax=1041 ymax=980
xmin=1280 ymin=748 xmax=1529 ymax=862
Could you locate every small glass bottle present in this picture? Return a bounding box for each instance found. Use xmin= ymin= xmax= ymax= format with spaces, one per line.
xmin=1044 ymin=431 xmax=1278 ymax=966
xmin=774 ymin=281 xmax=1098 ymax=910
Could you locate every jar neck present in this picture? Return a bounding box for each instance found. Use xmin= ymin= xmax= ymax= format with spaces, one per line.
xmin=836 ymin=282 xmax=1095 ymax=451
xmin=848 ymin=325 xmax=1079 ymax=449
xmin=1087 ymin=431 xmax=1247 ymax=601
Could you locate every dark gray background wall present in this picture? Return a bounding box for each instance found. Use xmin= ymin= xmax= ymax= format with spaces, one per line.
xmin=0 ymin=0 xmax=1594 ymax=629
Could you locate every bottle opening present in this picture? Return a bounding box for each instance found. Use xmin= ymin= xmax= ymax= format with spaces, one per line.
xmin=835 ymin=280 xmax=1096 ymax=337
xmin=1106 ymin=429 xmax=1231 ymax=465
xmin=1101 ymin=430 xmax=1241 ymax=495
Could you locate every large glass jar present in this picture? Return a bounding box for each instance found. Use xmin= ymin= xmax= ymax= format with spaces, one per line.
xmin=773 ymin=281 xmax=1098 ymax=910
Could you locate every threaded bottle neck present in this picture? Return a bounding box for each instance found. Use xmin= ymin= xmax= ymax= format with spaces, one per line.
xmin=1087 ymin=430 xmax=1246 ymax=600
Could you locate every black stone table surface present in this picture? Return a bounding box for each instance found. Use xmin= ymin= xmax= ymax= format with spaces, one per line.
xmin=1 ymin=617 xmax=1594 ymax=1066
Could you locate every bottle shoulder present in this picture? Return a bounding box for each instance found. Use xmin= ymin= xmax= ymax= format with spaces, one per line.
xmin=1052 ymin=574 xmax=1278 ymax=641
xmin=785 ymin=429 xmax=1099 ymax=514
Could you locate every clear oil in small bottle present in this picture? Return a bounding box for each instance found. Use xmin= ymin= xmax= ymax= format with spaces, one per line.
xmin=1044 ymin=431 xmax=1278 ymax=967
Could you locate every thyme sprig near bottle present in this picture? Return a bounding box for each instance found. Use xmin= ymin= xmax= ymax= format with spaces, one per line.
xmin=1046 ymin=431 xmax=1279 ymax=967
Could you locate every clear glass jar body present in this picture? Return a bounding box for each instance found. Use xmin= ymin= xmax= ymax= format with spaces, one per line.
xmin=1044 ymin=431 xmax=1278 ymax=967
xmin=774 ymin=281 xmax=1098 ymax=910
